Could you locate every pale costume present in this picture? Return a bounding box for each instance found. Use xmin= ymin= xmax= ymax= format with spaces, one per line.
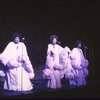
xmin=59 ymin=47 xmax=78 ymax=85
xmin=70 ymin=48 xmax=89 ymax=86
xmin=43 ymin=43 xmax=63 ymax=89
xmin=0 ymin=42 xmax=35 ymax=91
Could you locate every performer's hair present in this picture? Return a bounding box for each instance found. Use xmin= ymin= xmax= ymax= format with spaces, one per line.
xmin=12 ymin=32 xmax=21 ymax=41
xmin=75 ymin=40 xmax=81 ymax=47
xmin=49 ymin=34 xmax=58 ymax=42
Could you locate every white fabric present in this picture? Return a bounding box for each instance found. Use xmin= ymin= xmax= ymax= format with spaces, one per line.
xmin=0 ymin=42 xmax=34 ymax=91
xmin=45 ymin=43 xmax=64 ymax=89
xmin=0 ymin=70 xmax=5 ymax=77
xmin=59 ymin=49 xmax=77 ymax=79
xmin=70 ymin=47 xmax=89 ymax=86
xmin=71 ymin=48 xmax=89 ymax=69
xmin=46 ymin=44 xmax=64 ymax=68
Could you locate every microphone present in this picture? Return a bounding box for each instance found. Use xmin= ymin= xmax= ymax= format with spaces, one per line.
xmin=57 ymin=41 xmax=61 ymax=44
xmin=83 ymin=45 xmax=88 ymax=49
xmin=21 ymin=37 xmax=25 ymax=42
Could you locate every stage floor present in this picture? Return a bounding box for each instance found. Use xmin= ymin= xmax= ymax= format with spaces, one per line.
xmin=0 ymin=66 xmax=100 ymax=99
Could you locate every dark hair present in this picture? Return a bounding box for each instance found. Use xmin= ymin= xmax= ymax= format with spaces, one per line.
xmin=49 ymin=34 xmax=58 ymax=42
xmin=12 ymin=32 xmax=21 ymax=41
xmin=75 ymin=40 xmax=81 ymax=47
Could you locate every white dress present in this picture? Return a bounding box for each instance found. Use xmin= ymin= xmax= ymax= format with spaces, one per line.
xmin=44 ymin=43 xmax=63 ymax=89
xmin=70 ymin=48 xmax=89 ymax=86
xmin=0 ymin=42 xmax=35 ymax=91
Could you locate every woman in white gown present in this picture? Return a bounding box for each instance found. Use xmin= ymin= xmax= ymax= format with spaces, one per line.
xmin=70 ymin=40 xmax=89 ymax=86
xmin=43 ymin=34 xmax=64 ymax=89
xmin=0 ymin=32 xmax=35 ymax=91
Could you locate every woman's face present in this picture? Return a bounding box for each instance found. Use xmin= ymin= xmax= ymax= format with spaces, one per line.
xmin=78 ymin=43 xmax=81 ymax=48
xmin=52 ymin=38 xmax=57 ymax=45
xmin=14 ymin=36 xmax=20 ymax=44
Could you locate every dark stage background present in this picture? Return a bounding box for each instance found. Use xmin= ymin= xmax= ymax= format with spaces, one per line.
xmin=0 ymin=0 xmax=99 ymax=82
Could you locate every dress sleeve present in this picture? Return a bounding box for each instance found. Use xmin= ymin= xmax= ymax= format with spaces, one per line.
xmin=47 ymin=44 xmax=52 ymax=56
xmin=0 ymin=42 xmax=12 ymax=66
xmin=70 ymin=48 xmax=82 ymax=69
xmin=22 ymin=43 xmax=35 ymax=79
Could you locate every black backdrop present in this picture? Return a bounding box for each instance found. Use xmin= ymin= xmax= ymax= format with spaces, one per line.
xmin=0 ymin=0 xmax=99 ymax=81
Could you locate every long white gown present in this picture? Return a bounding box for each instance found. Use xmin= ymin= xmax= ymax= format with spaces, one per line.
xmin=44 ymin=43 xmax=63 ymax=89
xmin=70 ymin=48 xmax=89 ymax=86
xmin=0 ymin=41 xmax=35 ymax=91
